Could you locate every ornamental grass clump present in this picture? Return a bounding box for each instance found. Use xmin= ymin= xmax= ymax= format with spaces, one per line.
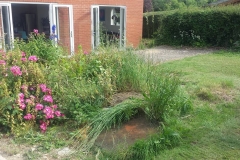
xmin=0 ymin=49 xmax=64 ymax=134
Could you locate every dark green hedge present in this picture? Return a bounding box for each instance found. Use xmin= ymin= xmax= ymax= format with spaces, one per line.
xmin=143 ymin=5 xmax=240 ymax=47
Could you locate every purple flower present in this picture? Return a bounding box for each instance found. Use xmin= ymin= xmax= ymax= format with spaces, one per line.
xmin=10 ymin=66 xmax=22 ymax=76
xmin=24 ymin=113 xmax=33 ymax=120
xmin=35 ymin=103 xmax=44 ymax=111
xmin=43 ymin=95 xmax=53 ymax=103
xmin=28 ymin=55 xmax=38 ymax=62
xmin=52 ymin=25 xmax=56 ymax=34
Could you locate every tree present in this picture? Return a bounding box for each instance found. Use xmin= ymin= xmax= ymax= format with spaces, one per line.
xmin=144 ymin=0 xmax=153 ymax=12
xmin=152 ymin=0 xmax=218 ymax=11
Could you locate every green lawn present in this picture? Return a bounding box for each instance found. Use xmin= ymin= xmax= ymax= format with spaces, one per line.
xmin=155 ymin=51 xmax=240 ymax=159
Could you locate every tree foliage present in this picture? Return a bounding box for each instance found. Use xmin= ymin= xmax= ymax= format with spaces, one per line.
xmin=152 ymin=0 xmax=218 ymax=11
xmin=144 ymin=0 xmax=154 ymax=12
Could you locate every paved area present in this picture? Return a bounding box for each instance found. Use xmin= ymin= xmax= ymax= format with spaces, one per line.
xmin=135 ymin=45 xmax=216 ymax=64
xmin=0 ymin=155 xmax=6 ymax=160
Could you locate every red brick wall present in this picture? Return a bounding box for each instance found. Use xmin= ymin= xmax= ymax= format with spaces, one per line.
xmin=6 ymin=0 xmax=143 ymax=52
xmin=58 ymin=7 xmax=70 ymax=53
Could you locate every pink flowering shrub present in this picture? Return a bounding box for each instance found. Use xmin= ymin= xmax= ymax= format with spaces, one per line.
xmin=16 ymin=83 xmax=64 ymax=133
xmin=0 ymin=48 xmax=64 ymax=134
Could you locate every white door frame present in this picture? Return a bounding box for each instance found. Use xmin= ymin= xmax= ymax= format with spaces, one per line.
xmin=0 ymin=2 xmax=74 ymax=54
xmin=52 ymin=4 xmax=75 ymax=55
xmin=120 ymin=7 xmax=126 ymax=48
xmin=91 ymin=5 xmax=126 ymax=50
xmin=91 ymin=5 xmax=99 ymax=50
xmin=0 ymin=3 xmax=14 ymax=51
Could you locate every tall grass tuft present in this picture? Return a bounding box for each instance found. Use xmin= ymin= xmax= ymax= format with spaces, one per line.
xmin=72 ymin=98 xmax=144 ymax=152
xmin=143 ymin=69 xmax=186 ymax=122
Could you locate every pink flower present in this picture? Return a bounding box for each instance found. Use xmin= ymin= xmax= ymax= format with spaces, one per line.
xmin=43 ymin=106 xmax=54 ymax=119
xmin=84 ymin=51 xmax=89 ymax=55
xmin=21 ymin=52 xmax=26 ymax=57
xmin=10 ymin=66 xmax=22 ymax=76
xmin=39 ymin=84 xmax=47 ymax=92
xmin=52 ymin=105 xmax=57 ymax=109
xmin=28 ymin=55 xmax=38 ymax=62
xmin=25 ymin=98 xmax=35 ymax=105
xmin=1 ymin=52 xmax=6 ymax=59
xmin=18 ymin=93 xmax=24 ymax=100
xmin=46 ymin=88 xmax=52 ymax=95
xmin=30 ymin=95 xmax=35 ymax=99
xmin=19 ymin=103 xmax=26 ymax=110
xmin=35 ymin=103 xmax=44 ymax=111
xmin=54 ymin=110 xmax=61 ymax=117
xmin=40 ymin=121 xmax=48 ymax=133
xmin=21 ymin=85 xmax=28 ymax=91
xmin=24 ymin=113 xmax=33 ymax=120
xmin=21 ymin=57 xmax=27 ymax=62
xmin=43 ymin=95 xmax=53 ymax=103
xmin=0 ymin=60 xmax=6 ymax=65
xmin=33 ymin=29 xmax=38 ymax=34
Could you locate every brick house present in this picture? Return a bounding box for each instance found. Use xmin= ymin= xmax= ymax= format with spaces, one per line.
xmin=0 ymin=0 xmax=144 ymax=54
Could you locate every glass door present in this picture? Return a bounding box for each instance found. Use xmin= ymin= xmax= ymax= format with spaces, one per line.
xmin=51 ymin=4 xmax=74 ymax=55
xmin=0 ymin=3 xmax=13 ymax=51
xmin=91 ymin=5 xmax=99 ymax=50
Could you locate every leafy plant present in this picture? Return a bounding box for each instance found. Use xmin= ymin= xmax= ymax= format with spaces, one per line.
xmin=15 ymin=29 xmax=64 ymax=63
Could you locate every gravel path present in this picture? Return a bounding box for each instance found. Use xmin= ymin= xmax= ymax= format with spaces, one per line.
xmin=135 ymin=45 xmax=216 ymax=64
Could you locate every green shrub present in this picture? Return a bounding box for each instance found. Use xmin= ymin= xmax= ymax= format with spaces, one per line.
xmin=45 ymin=48 xmax=146 ymax=125
xmin=15 ymin=30 xmax=65 ymax=62
xmin=143 ymin=5 xmax=240 ymax=47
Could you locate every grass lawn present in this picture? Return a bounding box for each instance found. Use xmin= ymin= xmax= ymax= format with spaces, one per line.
xmin=155 ymin=51 xmax=240 ymax=159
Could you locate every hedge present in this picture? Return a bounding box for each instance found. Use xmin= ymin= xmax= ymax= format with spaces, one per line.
xmin=143 ymin=5 xmax=240 ymax=47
